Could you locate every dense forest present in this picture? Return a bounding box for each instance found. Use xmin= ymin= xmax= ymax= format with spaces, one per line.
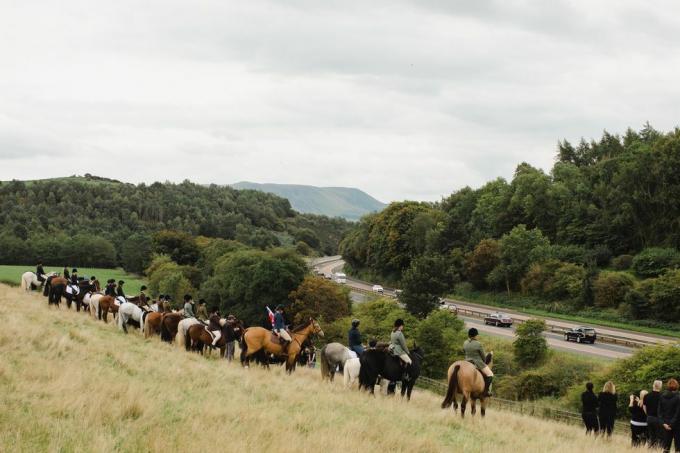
xmin=0 ymin=176 xmax=353 ymax=270
xmin=340 ymin=125 xmax=680 ymax=324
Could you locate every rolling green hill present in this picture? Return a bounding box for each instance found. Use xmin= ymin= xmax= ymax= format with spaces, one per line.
xmin=232 ymin=182 xmax=386 ymax=221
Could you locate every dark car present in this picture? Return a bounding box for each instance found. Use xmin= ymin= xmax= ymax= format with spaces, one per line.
xmin=484 ymin=312 xmax=513 ymax=327
xmin=564 ymin=327 xmax=597 ymax=344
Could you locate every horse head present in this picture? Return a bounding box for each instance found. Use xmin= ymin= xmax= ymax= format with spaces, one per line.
xmin=310 ymin=318 xmax=324 ymax=337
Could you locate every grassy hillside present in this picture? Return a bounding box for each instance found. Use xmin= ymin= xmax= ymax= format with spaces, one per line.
xmin=0 ymin=284 xmax=638 ymax=453
xmin=232 ymin=182 xmax=386 ymax=221
xmin=0 ymin=265 xmax=146 ymax=294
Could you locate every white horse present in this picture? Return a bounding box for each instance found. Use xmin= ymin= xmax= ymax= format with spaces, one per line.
xmin=20 ymin=271 xmax=54 ymax=292
xmin=117 ymin=302 xmax=146 ymax=333
xmin=343 ymin=357 xmax=361 ymax=388
xmin=175 ymin=318 xmax=200 ymax=348
xmin=87 ymin=293 xmax=105 ymax=318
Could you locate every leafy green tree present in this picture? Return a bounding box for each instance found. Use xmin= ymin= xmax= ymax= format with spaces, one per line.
xmin=401 ymin=255 xmax=450 ymax=318
xmin=120 ymin=233 xmax=153 ymax=274
xmin=414 ymin=309 xmax=464 ymax=378
xmin=153 ymin=230 xmax=200 ymax=265
xmin=288 ymin=276 xmax=351 ymax=324
xmin=513 ymin=319 xmax=548 ymax=367
xmin=496 ymin=225 xmax=550 ymax=292
xmin=592 ymin=271 xmax=635 ymax=308
xmin=465 ymin=239 xmax=501 ymax=289
xmin=632 ymin=248 xmax=680 ymax=278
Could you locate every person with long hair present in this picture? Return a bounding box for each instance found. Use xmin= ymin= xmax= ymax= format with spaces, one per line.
xmin=659 ymin=378 xmax=680 ymax=453
xmin=629 ymin=389 xmax=648 ymax=446
xmin=598 ymin=381 xmax=617 ymax=437
xmin=581 ymin=382 xmax=599 ymax=434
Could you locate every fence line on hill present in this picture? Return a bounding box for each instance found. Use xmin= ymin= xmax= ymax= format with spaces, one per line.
xmin=416 ymin=376 xmax=628 ymax=430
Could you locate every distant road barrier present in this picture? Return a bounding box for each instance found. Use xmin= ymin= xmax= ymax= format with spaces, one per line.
xmin=417 ymin=376 xmax=628 ymax=430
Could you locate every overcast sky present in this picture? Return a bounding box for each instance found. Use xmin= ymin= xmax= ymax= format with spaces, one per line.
xmin=1 ymin=1 xmax=679 ymax=202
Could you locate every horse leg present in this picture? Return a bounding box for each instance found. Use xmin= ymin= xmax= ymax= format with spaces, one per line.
xmin=471 ymin=398 xmax=477 ymax=416
xmin=481 ymin=397 xmax=487 ymax=417
xmin=461 ymin=395 xmax=468 ymax=418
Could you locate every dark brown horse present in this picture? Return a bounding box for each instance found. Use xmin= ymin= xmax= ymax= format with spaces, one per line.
xmin=441 ymin=352 xmax=494 ymax=417
xmin=45 ymin=276 xmax=69 ymax=306
xmin=159 ymin=312 xmax=183 ymax=343
xmin=240 ymin=319 xmax=324 ymax=372
xmin=186 ymin=319 xmax=245 ymax=355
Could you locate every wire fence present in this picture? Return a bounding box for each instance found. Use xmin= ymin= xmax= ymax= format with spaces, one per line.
xmin=416 ymin=376 xmax=629 ymax=430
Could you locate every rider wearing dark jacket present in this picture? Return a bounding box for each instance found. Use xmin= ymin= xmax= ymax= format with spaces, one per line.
xmin=348 ymin=319 xmax=364 ymax=355
xmin=36 ymin=262 xmax=46 ymax=283
xmin=104 ymin=279 xmax=116 ymax=296
xmin=659 ymin=379 xmax=680 ymax=453
xmin=116 ymin=280 xmax=126 ymax=299
xmin=71 ymin=269 xmax=79 ymax=285
xmin=208 ymin=308 xmax=222 ymax=347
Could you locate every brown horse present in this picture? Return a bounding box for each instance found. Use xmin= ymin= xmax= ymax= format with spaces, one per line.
xmin=240 ymin=318 xmax=324 ymax=372
xmin=186 ymin=319 xmax=245 ymax=356
xmin=143 ymin=312 xmax=163 ymax=338
xmin=97 ymin=296 xmax=119 ymax=322
xmin=44 ymin=276 xmax=69 ymax=306
xmin=441 ymin=352 xmax=494 ymax=417
xmin=159 ymin=312 xmax=183 ymax=343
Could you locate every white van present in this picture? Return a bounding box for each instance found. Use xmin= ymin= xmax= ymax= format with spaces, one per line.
xmin=372 ymin=284 xmax=384 ymax=294
xmin=333 ymin=272 xmax=347 ymax=284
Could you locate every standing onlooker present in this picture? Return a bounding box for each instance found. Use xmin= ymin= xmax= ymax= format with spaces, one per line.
xmin=659 ymin=378 xmax=680 ymax=453
xmin=224 ymin=314 xmax=237 ymax=361
xmin=645 ymin=380 xmax=664 ymax=448
xmin=630 ymin=390 xmax=648 ymax=446
xmin=582 ymin=382 xmax=599 ymax=434
xmin=598 ymin=381 xmax=618 ymax=437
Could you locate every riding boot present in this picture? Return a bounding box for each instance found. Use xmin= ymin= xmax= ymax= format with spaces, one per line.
xmin=483 ymin=376 xmax=494 ymax=397
xmin=282 ymin=340 xmax=291 ymax=354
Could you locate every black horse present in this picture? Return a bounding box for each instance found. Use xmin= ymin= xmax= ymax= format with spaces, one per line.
xmin=358 ymin=346 xmax=423 ymax=400
xmin=65 ymin=280 xmax=97 ymax=312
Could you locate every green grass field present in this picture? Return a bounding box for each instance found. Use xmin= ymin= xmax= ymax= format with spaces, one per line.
xmin=0 ymin=264 xmax=147 ymax=295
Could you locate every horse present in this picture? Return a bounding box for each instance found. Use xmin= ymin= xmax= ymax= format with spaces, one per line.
xmin=45 ymin=276 xmax=69 ymax=306
xmin=175 ymin=318 xmax=201 ymax=348
xmin=441 ymin=352 xmax=494 ymax=417
xmin=358 ymin=345 xmax=423 ymax=401
xmin=185 ymin=318 xmax=245 ymax=356
xmin=97 ymin=296 xmax=120 ymax=323
xmin=65 ymin=280 xmax=96 ymax=312
xmin=343 ymin=357 xmax=361 ymax=388
xmin=117 ymin=302 xmax=148 ymax=334
xmin=240 ymin=318 xmax=324 ymax=373
xmin=142 ymin=312 xmax=163 ymax=338
xmin=319 ymin=342 xmax=354 ymax=381
xmin=159 ymin=312 xmax=183 ymax=343
xmin=20 ymin=271 xmax=54 ymax=292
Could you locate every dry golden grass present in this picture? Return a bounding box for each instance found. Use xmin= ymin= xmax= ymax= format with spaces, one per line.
xmin=0 ymin=284 xmax=642 ymax=453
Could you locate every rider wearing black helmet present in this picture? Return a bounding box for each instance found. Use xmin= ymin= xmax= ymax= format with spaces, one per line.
xmin=464 ymin=327 xmax=493 ymax=397
xmin=348 ymin=319 xmax=364 ymax=356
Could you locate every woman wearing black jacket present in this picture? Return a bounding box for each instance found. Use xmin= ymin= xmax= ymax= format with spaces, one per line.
xmin=629 ymin=390 xmax=648 ymax=446
xmin=581 ymin=382 xmax=599 ymax=434
xmin=598 ymin=381 xmax=618 ymax=437
xmin=659 ymin=379 xmax=680 ymax=453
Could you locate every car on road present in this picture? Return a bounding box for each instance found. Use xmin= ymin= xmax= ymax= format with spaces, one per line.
xmin=484 ymin=312 xmax=513 ymax=327
xmin=438 ymin=300 xmax=458 ymax=314
xmin=564 ymin=327 xmax=597 ymax=344
xmin=372 ymin=285 xmax=384 ymax=294
xmin=333 ymin=272 xmax=347 ymax=284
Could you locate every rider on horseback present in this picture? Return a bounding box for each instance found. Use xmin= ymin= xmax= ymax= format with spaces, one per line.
xmin=70 ymin=268 xmax=79 ymax=286
xmin=36 ymin=261 xmax=46 ymax=285
xmin=208 ymin=307 xmax=222 ymax=347
xmin=274 ymin=305 xmax=292 ymax=351
xmin=138 ymin=285 xmax=149 ymax=307
xmin=390 ymin=319 xmax=411 ymax=380
xmin=105 ymin=279 xmax=116 ymax=296
xmin=464 ymin=328 xmax=493 ymax=397
xmin=348 ymin=319 xmax=364 ymax=356
xmin=183 ymin=294 xmax=196 ymax=318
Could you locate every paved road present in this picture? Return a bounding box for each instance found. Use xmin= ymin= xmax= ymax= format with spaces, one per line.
xmin=311 ymin=257 xmax=646 ymax=359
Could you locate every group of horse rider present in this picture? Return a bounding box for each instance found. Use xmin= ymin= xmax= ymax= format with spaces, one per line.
xmin=347 ymin=318 xmax=493 ymax=397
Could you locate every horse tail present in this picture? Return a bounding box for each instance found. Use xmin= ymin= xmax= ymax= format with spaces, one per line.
xmin=184 ymin=325 xmax=192 ymax=351
xmin=441 ymin=364 xmax=460 ymax=409
xmin=175 ymin=323 xmax=186 ymax=348
xmin=239 ymin=331 xmax=249 ymax=364
xmin=160 ymin=316 xmax=170 ymax=342
xmin=319 ymin=345 xmax=331 ymax=380
xmin=143 ymin=315 xmax=152 ymax=338
xmin=20 ymin=274 xmax=27 ymax=291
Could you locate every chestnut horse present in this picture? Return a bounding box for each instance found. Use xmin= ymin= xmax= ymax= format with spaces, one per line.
xmin=143 ymin=312 xmax=163 ymax=338
xmin=186 ymin=319 xmax=245 ymax=356
xmin=44 ymin=276 xmax=69 ymax=306
xmin=441 ymin=352 xmax=494 ymax=417
xmin=159 ymin=313 xmax=183 ymax=343
xmin=94 ymin=295 xmax=119 ymax=322
xmin=240 ymin=318 xmax=324 ymax=373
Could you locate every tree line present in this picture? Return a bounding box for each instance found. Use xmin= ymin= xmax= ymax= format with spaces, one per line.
xmin=340 ymin=125 xmax=680 ymax=324
xmin=0 ymin=176 xmax=353 ymax=269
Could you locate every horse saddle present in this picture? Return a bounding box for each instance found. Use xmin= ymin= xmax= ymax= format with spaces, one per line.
xmin=115 ymin=296 xmax=127 ymax=306
xmin=66 ymin=284 xmax=80 ymax=295
xmin=270 ymin=331 xmax=288 ymax=345
xmin=204 ymin=325 xmax=216 ymax=340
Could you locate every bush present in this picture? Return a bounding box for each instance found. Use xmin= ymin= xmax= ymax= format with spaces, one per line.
xmin=643 ymin=270 xmax=680 ymax=322
xmin=414 ymin=310 xmax=465 ymax=378
xmin=288 ymin=276 xmax=351 ymax=324
xmin=589 ymin=245 xmax=612 ymax=267
xmin=632 ymin=247 xmax=680 ymax=278
xmin=521 ymin=260 xmax=585 ymax=302
xmin=611 ymin=254 xmax=633 ymax=270
xmin=152 ymin=230 xmax=200 ymax=265
xmin=592 ymin=271 xmax=635 ymax=308
xmin=120 ymin=233 xmax=153 ymax=274
xmin=513 ymin=319 xmax=548 ymax=367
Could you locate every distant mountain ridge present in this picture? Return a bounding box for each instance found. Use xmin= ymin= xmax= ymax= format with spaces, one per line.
xmin=231 ymin=182 xmax=386 ymax=221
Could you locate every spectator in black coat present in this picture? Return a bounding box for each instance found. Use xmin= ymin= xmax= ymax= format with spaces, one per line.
xmin=659 ymin=378 xmax=680 ymax=453
xmin=598 ymin=381 xmax=618 ymax=437
xmin=629 ymin=390 xmax=648 ymax=446
xmin=645 ymin=380 xmax=664 ymax=448
xmin=581 ymin=382 xmax=599 ymax=434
